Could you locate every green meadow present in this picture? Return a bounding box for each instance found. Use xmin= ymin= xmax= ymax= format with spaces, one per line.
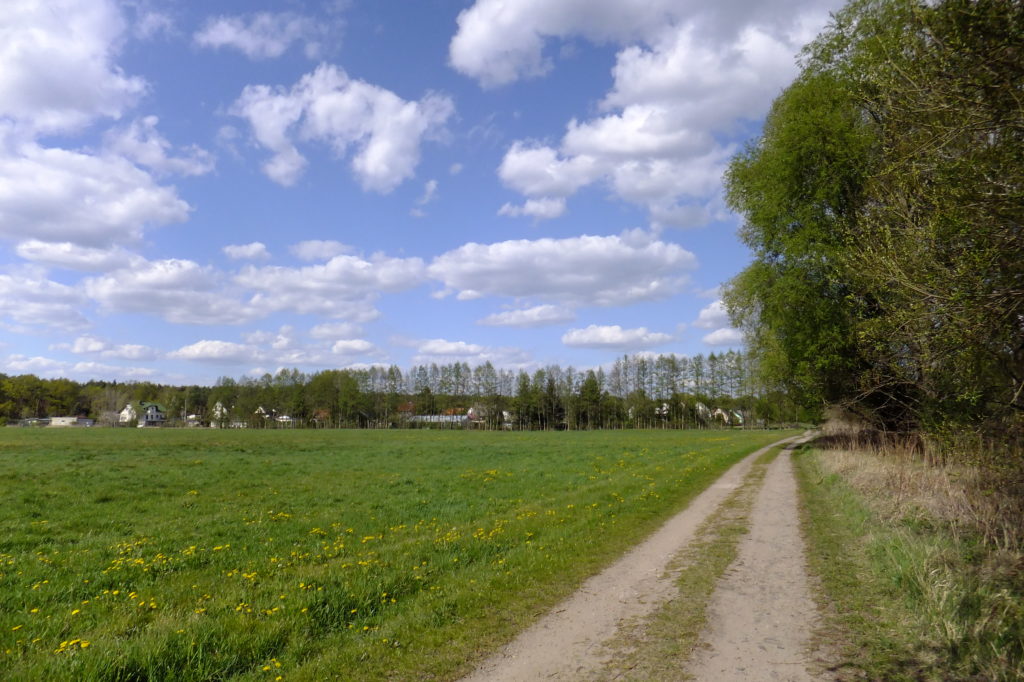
xmin=0 ymin=428 xmax=794 ymax=680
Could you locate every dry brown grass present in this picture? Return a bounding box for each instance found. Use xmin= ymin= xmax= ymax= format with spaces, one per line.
xmin=815 ymin=410 xmax=1024 ymax=552
xmin=798 ymin=423 xmax=1024 ymax=680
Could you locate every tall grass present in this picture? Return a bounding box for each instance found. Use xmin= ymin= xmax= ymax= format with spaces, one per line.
xmin=0 ymin=428 xmax=793 ymax=680
xmin=796 ymin=435 xmax=1024 ymax=680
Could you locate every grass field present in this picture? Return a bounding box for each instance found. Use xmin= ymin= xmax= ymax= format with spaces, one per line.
xmin=0 ymin=428 xmax=794 ymax=680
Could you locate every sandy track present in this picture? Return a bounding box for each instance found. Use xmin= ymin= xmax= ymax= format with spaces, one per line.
xmin=460 ymin=435 xmax=801 ymax=682
xmin=686 ymin=444 xmax=821 ymax=681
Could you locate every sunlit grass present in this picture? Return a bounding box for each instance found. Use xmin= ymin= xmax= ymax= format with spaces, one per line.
xmin=1 ymin=428 xmax=794 ymax=680
xmin=796 ymin=446 xmax=1024 ymax=681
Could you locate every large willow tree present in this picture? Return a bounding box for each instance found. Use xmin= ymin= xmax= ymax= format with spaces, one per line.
xmin=725 ymin=0 xmax=1023 ymax=440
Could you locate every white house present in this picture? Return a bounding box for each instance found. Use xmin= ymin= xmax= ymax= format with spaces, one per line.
xmin=120 ymin=402 xmax=167 ymax=427
xmin=210 ymin=401 xmax=228 ymax=428
xmin=119 ymin=404 xmax=136 ymax=424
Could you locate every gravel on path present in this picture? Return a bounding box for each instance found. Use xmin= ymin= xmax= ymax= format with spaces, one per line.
xmin=685 ymin=443 xmax=822 ymax=681
xmin=460 ymin=435 xmax=802 ymax=682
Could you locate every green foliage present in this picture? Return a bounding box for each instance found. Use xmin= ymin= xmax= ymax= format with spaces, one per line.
xmin=725 ymin=0 xmax=1024 ymax=437
xmin=0 ymin=428 xmax=794 ymax=680
xmin=0 ymin=350 xmax=795 ymax=430
xmin=724 ymin=65 xmax=875 ymax=410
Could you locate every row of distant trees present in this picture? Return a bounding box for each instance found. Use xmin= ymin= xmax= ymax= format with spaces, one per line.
xmin=0 ymin=351 xmax=813 ymax=430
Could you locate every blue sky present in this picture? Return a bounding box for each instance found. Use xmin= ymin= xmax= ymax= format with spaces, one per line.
xmin=0 ymin=0 xmax=844 ymax=385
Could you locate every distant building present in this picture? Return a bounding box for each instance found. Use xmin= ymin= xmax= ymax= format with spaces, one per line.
xmin=48 ymin=417 xmax=78 ymax=427
xmin=210 ymin=402 xmax=228 ymax=428
xmin=17 ymin=418 xmax=50 ymax=427
xmin=711 ymin=408 xmax=744 ymax=427
xmin=409 ymin=414 xmax=468 ymax=426
xmin=120 ymin=402 xmax=167 ymax=427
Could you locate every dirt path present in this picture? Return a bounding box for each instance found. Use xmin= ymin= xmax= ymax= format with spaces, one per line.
xmin=685 ymin=445 xmax=821 ymax=681
xmin=460 ymin=435 xmax=802 ymax=682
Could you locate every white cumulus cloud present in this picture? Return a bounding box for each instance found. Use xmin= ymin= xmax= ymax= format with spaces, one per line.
xmin=497 ymin=197 xmax=566 ymax=220
xmin=85 ymin=258 xmax=259 ymax=325
xmin=63 ymin=335 xmax=158 ymax=360
xmin=331 ymin=339 xmax=375 ymax=355
xmin=3 ymin=354 xmax=68 ymax=374
xmin=693 ymin=299 xmax=730 ymax=329
xmin=70 ymin=360 xmax=156 ymax=378
xmin=231 ymin=64 xmax=454 ymax=192
xmin=104 ymin=116 xmax=215 ymax=177
xmin=15 ymin=240 xmax=141 ymax=272
xmin=0 ymin=143 xmax=190 ymax=247
xmin=236 ymin=252 xmax=426 ymax=319
xmin=223 ymin=242 xmax=270 ymax=261
xmin=0 ymin=6 xmax=202 ymax=251
xmin=290 ymin=240 xmax=353 ymax=261
xmin=195 ymin=12 xmax=327 ymax=60
xmin=412 ymin=338 xmax=530 ymax=367
xmin=429 ymin=234 xmax=696 ymax=307
xmin=309 ymin=321 xmax=363 ymax=339
xmin=498 ymin=142 xmax=599 ymax=197
xmin=0 ymin=0 xmax=146 ymax=135
xmin=449 ymin=0 xmax=676 ymax=88
xmin=562 ymin=324 xmax=672 ymax=350
xmin=478 ymin=304 xmax=575 ymax=328
xmin=702 ymin=327 xmax=744 ymax=346
xmin=0 ymin=269 xmax=89 ymax=331
xmin=169 ymin=340 xmax=259 ymax=363
xmin=465 ymin=0 xmax=839 ymax=227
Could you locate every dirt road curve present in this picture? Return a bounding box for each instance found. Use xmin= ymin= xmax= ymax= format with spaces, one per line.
xmin=460 ymin=435 xmax=805 ymax=682
xmin=685 ymin=445 xmax=821 ymax=681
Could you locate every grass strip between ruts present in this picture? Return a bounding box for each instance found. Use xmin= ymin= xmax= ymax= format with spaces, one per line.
xmin=595 ymin=441 xmax=789 ymax=681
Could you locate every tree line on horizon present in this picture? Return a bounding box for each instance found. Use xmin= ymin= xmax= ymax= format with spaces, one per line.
xmin=0 ymin=350 xmax=813 ymax=430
